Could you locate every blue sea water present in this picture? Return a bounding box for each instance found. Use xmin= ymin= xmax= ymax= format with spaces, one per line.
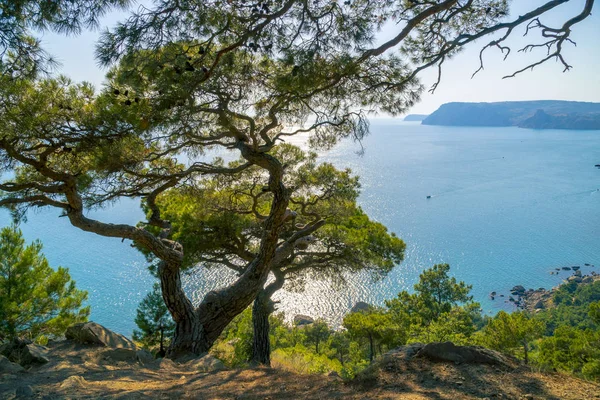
xmin=1 ymin=121 xmax=599 ymax=336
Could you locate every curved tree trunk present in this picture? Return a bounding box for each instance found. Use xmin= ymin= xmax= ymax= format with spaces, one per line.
xmin=25 ymin=141 xmax=295 ymax=359
xmin=162 ymin=146 xmax=292 ymax=357
xmin=158 ymin=262 xmax=206 ymax=357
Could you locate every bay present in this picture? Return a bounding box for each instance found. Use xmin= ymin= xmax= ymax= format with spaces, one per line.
xmin=2 ymin=120 xmax=599 ymax=336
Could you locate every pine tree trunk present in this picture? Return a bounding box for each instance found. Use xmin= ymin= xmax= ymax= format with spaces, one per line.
xmin=158 ymin=327 xmax=166 ymax=358
xmin=251 ymin=292 xmax=274 ymax=366
xmin=368 ymin=332 xmax=375 ymax=363
xmin=160 ymin=147 xmax=293 ymax=358
xmin=158 ymin=262 xmax=208 ymax=358
xmin=251 ymin=272 xmax=286 ymax=366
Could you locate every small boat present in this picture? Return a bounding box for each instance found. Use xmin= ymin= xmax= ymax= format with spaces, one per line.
xmin=426 ymin=195 xmax=431 ymax=199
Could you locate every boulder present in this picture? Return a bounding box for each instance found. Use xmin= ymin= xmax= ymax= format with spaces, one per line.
xmin=511 ymin=285 xmax=526 ymax=294
xmin=574 ymin=270 xmax=582 ymax=277
xmin=562 ymin=267 xmax=572 ymax=271
xmin=293 ymin=314 xmax=315 ymax=326
xmin=415 ymin=342 xmax=511 ymax=366
xmin=187 ymin=354 xmax=226 ymax=372
xmin=572 ymin=266 xmax=581 ymax=271
xmin=65 ymin=322 xmax=136 ymax=350
xmin=350 ymin=301 xmax=371 ymax=314
xmin=583 ymin=276 xmax=594 ymax=284
xmin=0 ymin=355 xmax=25 ymax=374
xmin=0 ymin=339 xmax=48 ymax=368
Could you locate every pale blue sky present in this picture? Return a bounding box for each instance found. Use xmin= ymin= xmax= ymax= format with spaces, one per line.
xmin=39 ymin=0 xmax=600 ymax=115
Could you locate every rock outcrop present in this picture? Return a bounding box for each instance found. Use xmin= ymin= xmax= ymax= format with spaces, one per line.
xmin=0 ymin=339 xmax=49 ymax=368
xmin=414 ymin=342 xmax=512 ymax=366
xmin=517 ymin=272 xmax=600 ymax=312
xmin=65 ymin=322 xmax=136 ymax=350
xmin=0 ymin=355 xmax=25 ymax=374
xmin=293 ymin=315 xmax=314 ymax=326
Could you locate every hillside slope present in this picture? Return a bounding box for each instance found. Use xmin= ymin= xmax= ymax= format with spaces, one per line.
xmin=1 ymin=339 xmax=599 ymax=399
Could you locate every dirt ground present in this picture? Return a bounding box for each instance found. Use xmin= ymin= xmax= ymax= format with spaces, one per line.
xmin=1 ymin=340 xmax=599 ymax=400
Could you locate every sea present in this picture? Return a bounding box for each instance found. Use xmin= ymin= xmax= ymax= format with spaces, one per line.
xmin=1 ymin=120 xmax=599 ymax=337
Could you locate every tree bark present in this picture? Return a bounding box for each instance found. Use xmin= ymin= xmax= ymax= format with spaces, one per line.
xmin=158 ymin=262 xmax=206 ymax=357
xmin=158 ymin=327 xmax=165 ymax=358
xmin=251 ymin=271 xmax=285 ymax=366
xmin=251 ymin=292 xmax=275 ymax=366
xmin=368 ymin=332 xmax=375 ymax=363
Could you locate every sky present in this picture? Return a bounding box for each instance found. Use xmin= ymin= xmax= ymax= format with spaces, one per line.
xmin=38 ymin=0 xmax=600 ymax=116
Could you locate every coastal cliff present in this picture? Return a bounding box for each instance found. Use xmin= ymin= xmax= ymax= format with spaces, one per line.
xmin=422 ymin=101 xmax=600 ymax=130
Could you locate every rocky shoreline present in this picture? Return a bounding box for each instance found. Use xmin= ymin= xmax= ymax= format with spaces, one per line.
xmin=489 ymin=264 xmax=599 ymax=313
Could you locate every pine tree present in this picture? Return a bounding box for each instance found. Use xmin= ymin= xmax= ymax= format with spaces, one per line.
xmin=304 ymin=319 xmax=331 ymax=354
xmin=0 ymin=225 xmax=89 ymax=342
xmin=1 ymin=0 xmax=593 ymax=358
xmin=590 ymin=302 xmax=600 ymax=325
xmin=478 ymin=311 xmax=545 ymax=364
xmin=133 ymin=282 xmax=175 ymax=357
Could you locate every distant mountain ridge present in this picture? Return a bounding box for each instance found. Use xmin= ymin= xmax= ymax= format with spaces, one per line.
xmin=422 ymin=100 xmax=600 ymax=130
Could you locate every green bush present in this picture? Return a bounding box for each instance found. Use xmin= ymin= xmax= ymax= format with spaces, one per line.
xmin=536 ymin=325 xmax=600 ymax=380
xmin=271 ymin=344 xmax=342 ymax=374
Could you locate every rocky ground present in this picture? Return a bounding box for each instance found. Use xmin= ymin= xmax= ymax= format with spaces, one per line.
xmin=1 ymin=324 xmax=599 ymax=400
